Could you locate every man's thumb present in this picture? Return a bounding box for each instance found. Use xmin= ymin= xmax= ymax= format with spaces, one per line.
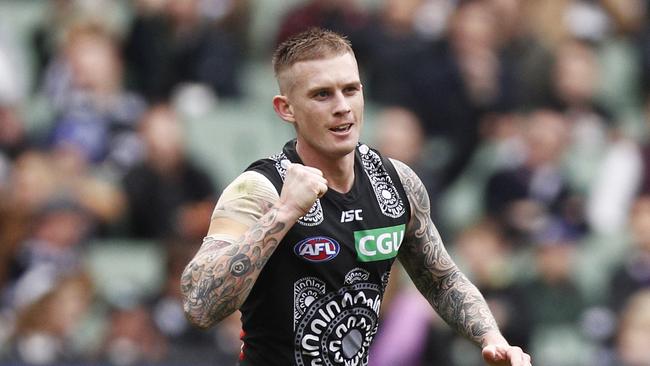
xmin=482 ymin=345 xmax=500 ymax=361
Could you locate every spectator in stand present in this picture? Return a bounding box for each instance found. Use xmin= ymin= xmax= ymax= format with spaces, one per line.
xmin=274 ymin=0 xmax=368 ymax=48
xmin=42 ymin=23 xmax=147 ymax=177
xmin=485 ymin=0 xmax=554 ymax=110
xmin=6 ymin=198 xmax=92 ymax=311
xmin=101 ymin=304 xmax=168 ymax=366
xmin=0 ymin=149 xmax=125 ymax=253
xmin=402 ymin=0 xmax=517 ymax=188
xmin=49 ymin=143 xmax=126 ymax=229
xmin=524 ymin=0 xmax=611 ymax=49
xmin=551 ymin=39 xmax=642 ymax=235
xmin=356 ymin=0 xmax=430 ymax=105
xmin=551 ymin=39 xmax=612 ymax=193
xmin=374 ymin=106 xmax=440 ymax=220
xmin=124 ymin=0 xmax=247 ymax=102
xmin=453 ymin=220 xmax=531 ymax=351
xmin=11 ymin=273 xmax=95 ymax=365
xmin=31 ymin=0 xmax=127 ymax=87
xmin=520 ymin=218 xmax=587 ymax=365
xmin=122 ymin=104 xmax=216 ymax=240
xmin=0 ymin=152 xmax=58 ymax=300
xmin=484 ymin=109 xmax=577 ymax=244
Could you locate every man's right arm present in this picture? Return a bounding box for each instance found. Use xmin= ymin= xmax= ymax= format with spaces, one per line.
xmin=181 ymin=164 xmax=327 ymax=328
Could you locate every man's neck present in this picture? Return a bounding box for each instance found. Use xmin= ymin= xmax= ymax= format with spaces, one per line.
xmin=296 ymin=142 xmax=355 ymax=194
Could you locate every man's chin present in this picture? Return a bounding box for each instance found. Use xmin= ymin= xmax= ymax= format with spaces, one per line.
xmin=330 ymin=139 xmax=359 ymax=157
xmin=331 ymin=150 xmax=355 ymax=160
xmin=298 ymin=136 xmax=359 ymax=160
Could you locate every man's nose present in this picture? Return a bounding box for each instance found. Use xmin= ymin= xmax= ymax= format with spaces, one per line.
xmin=333 ymin=92 xmax=351 ymax=115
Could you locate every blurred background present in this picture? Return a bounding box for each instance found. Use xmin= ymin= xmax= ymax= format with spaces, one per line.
xmin=1 ymin=0 xmax=650 ymax=365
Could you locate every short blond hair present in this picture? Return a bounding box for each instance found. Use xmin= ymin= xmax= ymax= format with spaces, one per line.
xmin=272 ymin=28 xmax=354 ymax=76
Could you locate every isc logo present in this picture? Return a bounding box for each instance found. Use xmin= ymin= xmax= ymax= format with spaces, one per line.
xmin=340 ymin=209 xmax=363 ymax=223
xmin=294 ymin=236 xmax=340 ymax=262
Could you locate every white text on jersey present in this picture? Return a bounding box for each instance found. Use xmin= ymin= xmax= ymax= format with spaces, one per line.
xmin=341 ymin=209 xmax=363 ymax=223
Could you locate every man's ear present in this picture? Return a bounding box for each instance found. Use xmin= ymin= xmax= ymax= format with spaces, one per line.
xmin=272 ymin=95 xmax=295 ymax=123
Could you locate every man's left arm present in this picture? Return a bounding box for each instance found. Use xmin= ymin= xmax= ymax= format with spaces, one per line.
xmin=391 ymin=159 xmax=531 ymax=366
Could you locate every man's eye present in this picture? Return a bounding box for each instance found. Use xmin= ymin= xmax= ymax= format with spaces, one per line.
xmin=344 ymin=87 xmax=359 ymax=94
xmin=314 ymin=91 xmax=329 ymax=99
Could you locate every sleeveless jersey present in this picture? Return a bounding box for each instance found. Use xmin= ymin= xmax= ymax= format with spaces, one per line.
xmin=239 ymin=140 xmax=411 ymax=366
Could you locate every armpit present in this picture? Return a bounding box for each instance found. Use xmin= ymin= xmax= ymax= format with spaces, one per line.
xmin=211 ymin=171 xmax=279 ymax=227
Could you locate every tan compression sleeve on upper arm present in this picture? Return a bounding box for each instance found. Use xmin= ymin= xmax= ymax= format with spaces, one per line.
xmin=211 ymin=171 xmax=280 ymax=228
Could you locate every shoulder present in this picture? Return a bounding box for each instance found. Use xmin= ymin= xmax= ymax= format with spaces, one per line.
xmin=388 ymin=158 xmax=430 ymax=213
xmin=219 ymin=171 xmax=279 ymax=203
xmin=211 ymin=170 xmax=279 ymax=226
xmin=245 ymin=154 xmax=289 ymax=189
xmin=388 ymin=158 xmax=421 ymax=191
xmin=246 ymin=156 xmax=277 ymax=172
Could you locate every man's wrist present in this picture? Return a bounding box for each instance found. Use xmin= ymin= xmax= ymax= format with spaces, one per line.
xmin=480 ymin=330 xmax=509 ymax=349
xmin=273 ymin=201 xmax=304 ymax=223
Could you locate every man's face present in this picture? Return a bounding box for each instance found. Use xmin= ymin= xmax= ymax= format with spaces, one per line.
xmin=280 ymin=52 xmax=364 ymax=159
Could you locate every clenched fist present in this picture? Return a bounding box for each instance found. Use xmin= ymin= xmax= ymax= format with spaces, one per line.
xmin=278 ymin=163 xmax=328 ymax=220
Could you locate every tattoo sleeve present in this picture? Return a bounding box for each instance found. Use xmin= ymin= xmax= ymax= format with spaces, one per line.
xmin=180 ymin=172 xmax=290 ymax=329
xmin=180 ymin=202 xmax=292 ymax=328
xmin=392 ymin=159 xmax=499 ymax=344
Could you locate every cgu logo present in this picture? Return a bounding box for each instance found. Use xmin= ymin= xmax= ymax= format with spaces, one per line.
xmin=294 ymin=237 xmax=340 ymax=262
xmin=354 ymin=224 xmax=406 ymax=262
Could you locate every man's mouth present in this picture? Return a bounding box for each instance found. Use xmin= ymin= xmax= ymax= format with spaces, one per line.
xmin=329 ymin=123 xmax=353 ymax=132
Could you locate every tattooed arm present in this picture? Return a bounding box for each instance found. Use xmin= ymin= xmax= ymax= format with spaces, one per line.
xmin=392 ymin=159 xmax=531 ymax=365
xmin=391 ymin=159 xmax=499 ymax=343
xmin=181 ymin=164 xmax=327 ymax=329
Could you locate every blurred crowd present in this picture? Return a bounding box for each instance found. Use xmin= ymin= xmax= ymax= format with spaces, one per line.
xmin=2 ymin=0 xmax=650 ymax=365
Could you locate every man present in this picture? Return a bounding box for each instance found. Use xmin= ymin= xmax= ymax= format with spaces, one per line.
xmin=181 ymin=28 xmax=531 ymax=366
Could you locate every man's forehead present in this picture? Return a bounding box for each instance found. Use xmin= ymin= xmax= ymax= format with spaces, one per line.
xmin=278 ymin=53 xmax=359 ymax=91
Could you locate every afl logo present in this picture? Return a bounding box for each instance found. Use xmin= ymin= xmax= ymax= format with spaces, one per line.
xmin=294 ymin=237 xmax=340 ymax=262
